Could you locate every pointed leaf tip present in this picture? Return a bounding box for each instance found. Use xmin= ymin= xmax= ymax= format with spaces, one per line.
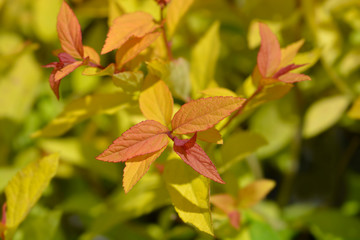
xmin=57 ymin=1 xmax=84 ymax=59
xmin=96 ymin=120 xmax=169 ymax=162
xmin=172 ymin=96 xmax=246 ymax=135
xmin=257 ymin=23 xmax=281 ymax=78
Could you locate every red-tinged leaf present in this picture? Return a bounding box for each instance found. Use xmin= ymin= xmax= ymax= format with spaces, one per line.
xmin=54 ymin=60 xmax=83 ymax=81
xmin=58 ymin=52 xmax=76 ymax=64
xmin=83 ymin=46 xmax=100 ymax=65
xmin=123 ymin=146 xmax=166 ymax=193
xmin=1 ymin=203 xmax=6 ymax=226
xmin=57 ymin=1 xmax=84 ymax=59
xmin=210 ymin=194 xmax=236 ymax=213
xmin=273 ymin=64 xmax=307 ymax=79
xmin=49 ymin=73 xmax=61 ymax=99
xmin=279 ymin=39 xmax=304 ymax=69
xmin=257 ymin=23 xmax=281 ymax=78
xmin=116 ymin=31 xmax=161 ymax=68
xmin=228 ymin=210 xmax=241 ymax=230
xmin=101 ymin=12 xmax=159 ymax=54
xmin=172 ymin=96 xmax=246 ymax=135
xmin=278 ymin=72 xmax=311 ymax=83
xmin=173 ymin=133 xmax=197 ymax=149
xmin=96 ymin=120 xmax=169 ymax=162
xmin=173 ymin=142 xmax=224 ymax=183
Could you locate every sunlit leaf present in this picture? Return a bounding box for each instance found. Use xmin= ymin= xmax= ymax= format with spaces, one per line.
xmin=238 ymin=179 xmax=275 ymax=209
xmin=257 ymin=22 xmax=281 ymax=78
xmin=96 ymin=120 xmax=169 ymax=162
xmin=57 ymin=1 xmax=84 ymax=59
xmin=32 ymin=92 xmax=132 ymax=138
xmin=303 ymin=95 xmax=350 ymax=138
xmin=166 ymin=0 xmax=194 ymax=37
xmin=201 ymin=88 xmax=237 ymax=97
xmin=174 ymin=141 xmax=224 ymax=184
xmin=278 ymin=72 xmax=311 ymax=83
xmin=164 ymin=159 xmax=214 ymax=236
xmin=83 ymin=46 xmax=100 ymax=65
xmin=101 ymin=12 xmax=159 ymax=54
xmin=210 ymin=194 xmax=236 ymax=213
xmin=191 ymin=21 xmax=220 ymax=95
xmin=115 ymin=31 xmax=161 ymax=68
xmin=220 ymin=131 xmax=267 ymax=173
xmin=5 ymin=153 xmax=59 ymax=238
xmin=348 ymin=96 xmax=360 ymax=119
xmin=172 ymin=96 xmax=245 ymax=134
xmin=123 ymin=146 xmax=166 ymax=193
xmin=54 ymin=60 xmax=83 ymax=81
xmin=139 ymin=78 xmax=173 ymax=127
xmin=279 ymin=39 xmax=304 ymax=69
xmin=82 ymin=63 xmax=115 ymax=76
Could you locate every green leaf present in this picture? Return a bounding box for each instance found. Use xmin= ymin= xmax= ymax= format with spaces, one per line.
xmin=190 ymin=21 xmax=221 ymax=96
xmin=249 ymin=221 xmax=281 ymax=240
xmin=112 ymin=71 xmax=144 ymax=92
xmin=5 ymin=153 xmax=59 ymax=238
xmin=32 ymin=92 xmax=132 ymax=138
xmin=219 ymin=131 xmax=267 ymax=173
xmin=303 ymin=95 xmax=350 ymax=138
xmin=164 ymin=158 xmax=214 ymax=236
xmin=0 ymin=168 xmax=19 ymax=194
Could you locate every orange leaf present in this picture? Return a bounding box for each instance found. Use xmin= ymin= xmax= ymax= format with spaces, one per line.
xmin=210 ymin=194 xmax=236 ymax=213
xmin=83 ymin=46 xmax=100 ymax=65
xmin=57 ymin=1 xmax=84 ymax=59
xmin=101 ymin=12 xmax=159 ymax=54
xmin=278 ymin=72 xmax=311 ymax=83
xmin=139 ymin=77 xmax=174 ymax=127
xmin=116 ymin=31 xmax=161 ymax=68
xmin=54 ymin=61 xmax=83 ymax=81
xmin=238 ymin=179 xmax=275 ymax=209
xmin=279 ymin=39 xmax=304 ymax=69
xmin=123 ymin=146 xmax=166 ymax=193
xmin=171 ymin=96 xmax=245 ymax=135
xmin=96 ymin=120 xmax=169 ymax=162
xmin=197 ymin=127 xmax=223 ymax=144
xmin=257 ymin=23 xmax=281 ymax=78
xmin=173 ymin=141 xmax=224 ymax=184
xmin=228 ymin=210 xmax=241 ymax=230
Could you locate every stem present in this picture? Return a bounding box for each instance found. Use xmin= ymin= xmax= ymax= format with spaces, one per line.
xmin=160 ymin=6 xmax=174 ymax=60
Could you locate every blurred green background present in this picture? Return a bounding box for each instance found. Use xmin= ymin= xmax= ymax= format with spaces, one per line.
xmin=1 ymin=0 xmax=360 ymax=239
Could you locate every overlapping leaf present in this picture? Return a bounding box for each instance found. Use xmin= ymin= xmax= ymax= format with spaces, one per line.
xmin=101 ymin=12 xmax=159 ymax=54
xmin=96 ymin=120 xmax=169 ymax=162
xmin=166 ymin=0 xmax=194 ymax=37
xmin=172 ymin=96 xmax=245 ymax=134
xmin=238 ymin=179 xmax=275 ymax=209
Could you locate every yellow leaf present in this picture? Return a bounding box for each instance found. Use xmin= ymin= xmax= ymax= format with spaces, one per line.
xmin=191 ymin=21 xmax=221 ymax=96
xmin=164 ymin=159 xmax=213 ymax=236
xmin=101 ymin=11 xmax=159 ymax=54
xmin=348 ymin=96 xmax=360 ymax=119
xmin=201 ymin=88 xmax=237 ymax=97
xmin=5 ymin=153 xmax=59 ymax=238
xmin=166 ymin=0 xmax=194 ymax=37
xmin=83 ymin=46 xmax=100 ymax=65
xmin=197 ymin=127 xmax=223 ymax=144
xmin=123 ymin=146 xmax=166 ymax=193
xmin=303 ymin=95 xmax=350 ymax=138
xmin=139 ymin=77 xmax=173 ymax=127
xmin=238 ymin=179 xmax=275 ymax=209
xmin=32 ymin=92 xmax=132 ymax=138
xmin=82 ymin=64 xmax=115 ymax=76
xmin=279 ymin=39 xmax=304 ymax=69
xmin=0 ymin=222 xmax=5 ymax=236
xmin=220 ymin=131 xmax=267 ymax=173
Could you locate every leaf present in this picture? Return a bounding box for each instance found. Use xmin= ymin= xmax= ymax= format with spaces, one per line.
xmin=278 ymin=72 xmax=311 ymax=83
xmin=83 ymin=46 xmax=100 ymax=65
xmin=191 ymin=21 xmax=221 ymax=95
xmin=96 ymin=120 xmax=169 ymax=162
xmin=116 ymin=31 xmax=161 ymax=68
xmin=57 ymin=1 xmax=84 ymax=59
xmin=228 ymin=210 xmax=241 ymax=230
xmin=257 ymin=22 xmax=281 ymax=78
xmin=348 ymin=96 xmax=360 ymax=119
xmin=139 ymin=78 xmax=173 ymax=127
xmin=164 ymin=159 xmax=213 ymax=236
xmin=220 ymin=131 xmax=267 ymax=173
xmin=169 ymin=58 xmax=191 ymax=101
xmin=4 ymin=153 xmax=59 ymax=238
xmin=32 ymin=92 xmax=132 ymax=138
xmin=210 ymin=194 xmax=236 ymax=213
xmin=166 ymin=0 xmax=194 ymax=37
xmin=172 ymin=96 xmax=245 ymax=135
xmin=123 ymin=146 xmax=166 ymax=193
xmin=249 ymin=221 xmax=281 ymax=240
xmin=303 ymin=95 xmax=350 ymax=138
xmin=82 ymin=64 xmax=115 ymax=76
xmin=279 ymin=39 xmax=304 ymax=69
xmin=101 ymin=11 xmax=159 ymax=54
xmin=238 ymin=179 xmax=275 ymax=209
xmin=54 ymin=60 xmax=83 ymax=81
xmin=112 ymin=71 xmax=144 ymax=92
xmin=197 ymin=127 xmax=223 ymax=144
xmin=173 ymin=141 xmax=224 ymax=184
